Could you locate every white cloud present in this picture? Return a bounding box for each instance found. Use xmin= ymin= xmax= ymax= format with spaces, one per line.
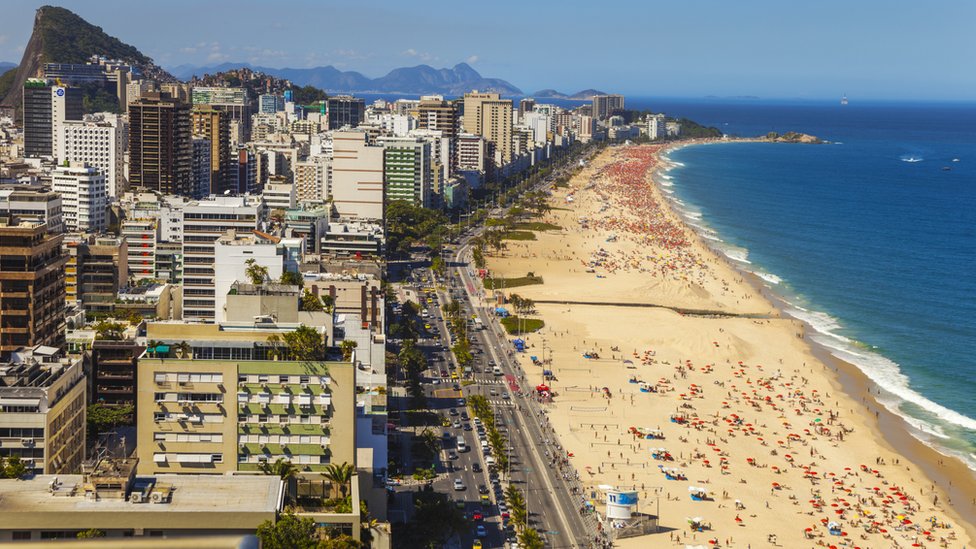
xmin=401 ymin=48 xmax=438 ymax=62
xmin=466 ymin=55 xmax=479 ymax=64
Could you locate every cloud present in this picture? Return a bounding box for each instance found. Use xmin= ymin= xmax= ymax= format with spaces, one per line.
xmin=400 ymin=48 xmax=438 ymax=63
xmin=466 ymin=55 xmax=479 ymax=64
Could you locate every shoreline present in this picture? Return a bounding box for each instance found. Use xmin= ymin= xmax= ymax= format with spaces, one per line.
xmin=485 ymin=142 xmax=975 ymax=546
xmin=656 ymin=139 xmax=976 ymax=539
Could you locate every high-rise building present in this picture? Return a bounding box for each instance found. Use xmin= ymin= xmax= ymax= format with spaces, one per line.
xmin=136 ymin=325 xmax=356 ymax=475
xmin=51 ymin=164 xmax=109 ymax=233
xmin=258 ymin=93 xmax=285 ymax=114
xmin=294 ymin=156 xmax=330 ymax=203
xmin=191 ymin=87 xmax=252 ymax=139
xmin=326 ymin=96 xmax=365 ymax=130
xmin=213 ymin=231 xmax=284 ymax=323
xmin=122 ymin=218 xmax=158 ymax=282
xmin=647 ymin=113 xmax=667 ymax=140
xmin=181 ymin=196 xmax=264 ymax=321
xmin=518 ymin=98 xmax=536 ymax=121
xmin=462 ymin=92 xmax=513 ymax=167
xmin=378 ymin=136 xmax=432 ymax=207
xmin=23 ymin=80 xmax=82 ymax=159
xmin=457 ymin=133 xmax=488 ymax=173
xmin=0 ymin=346 xmax=86 ymax=474
xmin=74 ymin=236 xmax=127 ymax=315
xmin=330 ymin=131 xmax=384 ymax=221
xmin=191 ymin=137 xmax=212 ymax=199
xmin=0 ymin=215 xmax=67 ymax=357
xmin=591 ymin=94 xmax=625 ymax=120
xmin=417 ymin=97 xmax=459 ymax=171
xmin=58 ymin=114 xmax=127 ymax=198
xmin=129 ymin=92 xmax=193 ymax=196
xmin=191 ymin=105 xmax=232 ymax=195
xmin=0 ymin=186 xmax=63 ymax=234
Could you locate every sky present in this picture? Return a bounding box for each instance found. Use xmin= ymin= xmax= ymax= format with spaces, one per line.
xmin=1 ymin=0 xmax=975 ymax=100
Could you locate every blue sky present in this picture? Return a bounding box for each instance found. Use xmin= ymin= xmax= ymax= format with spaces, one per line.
xmin=2 ymin=0 xmax=974 ymax=100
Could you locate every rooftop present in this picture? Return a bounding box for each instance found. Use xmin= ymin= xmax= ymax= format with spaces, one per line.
xmin=0 ymin=473 xmax=282 ymax=516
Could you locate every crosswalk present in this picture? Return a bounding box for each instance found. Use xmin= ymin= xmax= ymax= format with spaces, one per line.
xmin=487 ymin=399 xmax=514 ymax=407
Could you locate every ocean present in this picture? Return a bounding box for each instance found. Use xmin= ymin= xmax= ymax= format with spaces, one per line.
xmin=641 ymin=98 xmax=976 ymax=468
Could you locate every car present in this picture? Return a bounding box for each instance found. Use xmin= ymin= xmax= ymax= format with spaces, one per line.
xmin=498 ymin=502 xmax=508 ymax=515
xmin=489 ymin=388 xmax=498 ymax=396
xmin=452 ymin=383 xmax=461 ymax=391
xmin=440 ymin=370 xmax=448 ymax=377
xmin=449 ymin=408 xmax=458 ymax=416
xmin=447 ymin=451 xmax=458 ymax=460
xmin=460 ymin=412 xmax=469 ymax=420
xmin=502 ymin=392 xmax=510 ymax=400
xmin=453 ymin=479 xmax=465 ymax=491
xmin=455 ymin=500 xmax=466 ymax=510
xmin=472 ymin=511 xmax=484 ymax=522
xmin=478 ymin=484 xmax=489 ymax=495
xmin=431 ymin=378 xmax=440 ymax=385
xmin=452 ymin=420 xmax=461 ymax=429
xmin=472 ymin=462 xmax=481 ymax=472
xmin=480 ymin=494 xmax=491 ymax=506
xmin=457 ymin=398 xmax=465 ymax=406
xmin=475 ymin=525 xmax=487 ymax=538
xmin=463 ymin=423 xmax=472 ymax=431
xmin=473 ymin=540 xmax=483 ymax=549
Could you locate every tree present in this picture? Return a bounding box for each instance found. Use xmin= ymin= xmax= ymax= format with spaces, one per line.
xmin=321 ymin=462 xmax=355 ymax=499
xmin=261 ymin=457 xmax=298 ymax=480
xmin=280 ymin=270 xmax=304 ymax=286
xmin=519 ymin=526 xmax=545 ymax=549
xmin=317 ymin=535 xmax=363 ymax=549
xmin=86 ymin=403 xmax=133 ymax=439
xmin=0 ymin=456 xmax=29 ymax=479
xmin=339 ymin=340 xmax=358 ymax=361
xmin=76 ymin=529 xmax=106 ymax=539
xmin=283 ymin=325 xmax=326 ymax=361
xmin=256 ymin=512 xmax=319 ymax=549
xmin=321 ymin=294 xmax=335 ymax=314
xmin=93 ymin=320 xmax=125 ymax=341
xmin=244 ymin=258 xmax=270 ymax=285
xmin=266 ymin=334 xmax=284 ymax=361
xmin=301 ymin=289 xmax=324 ymax=312
xmin=174 ymin=341 xmax=192 ymax=359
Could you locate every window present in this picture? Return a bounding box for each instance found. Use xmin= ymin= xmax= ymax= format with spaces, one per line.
xmin=12 ymin=531 xmax=31 ymax=540
xmin=279 ymin=375 xmax=289 ymax=384
xmin=212 ymin=454 xmax=223 ymax=463
xmin=153 ymin=412 xmax=165 ymax=422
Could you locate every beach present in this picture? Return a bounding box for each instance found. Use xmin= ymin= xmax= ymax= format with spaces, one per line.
xmin=483 ymin=143 xmax=975 ymax=548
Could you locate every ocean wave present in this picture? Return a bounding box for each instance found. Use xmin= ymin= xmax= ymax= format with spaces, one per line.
xmin=795 ymin=319 xmax=976 ymax=434
xmin=660 ymin=181 xmax=674 ymax=187
xmin=702 ymin=233 xmax=724 ymax=243
xmin=660 ymin=174 xmax=673 ymax=181
xmin=721 ymin=246 xmax=751 ymax=264
xmin=752 ymin=271 xmax=782 ymax=285
xmin=900 ymin=155 xmax=923 ymax=163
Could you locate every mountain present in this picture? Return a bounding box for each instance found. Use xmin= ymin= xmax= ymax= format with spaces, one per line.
xmin=532 ymin=88 xmax=607 ymax=100
xmin=0 ymin=62 xmax=15 ymax=73
xmin=1 ymin=6 xmax=172 ymax=112
xmin=173 ymin=61 xmax=522 ymax=96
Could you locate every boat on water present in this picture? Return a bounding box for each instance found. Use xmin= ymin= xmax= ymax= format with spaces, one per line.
xmin=840 ymin=94 xmax=848 ymax=106
xmin=903 ymin=157 xmax=922 ymax=163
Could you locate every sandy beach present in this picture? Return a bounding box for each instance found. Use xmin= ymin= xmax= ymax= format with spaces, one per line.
xmin=483 ymin=144 xmax=975 ymax=548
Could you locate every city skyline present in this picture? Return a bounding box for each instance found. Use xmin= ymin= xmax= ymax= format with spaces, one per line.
xmin=1 ymin=0 xmax=974 ymax=100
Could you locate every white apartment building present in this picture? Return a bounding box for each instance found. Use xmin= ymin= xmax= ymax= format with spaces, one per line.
xmin=57 ymin=113 xmax=127 ymax=198
xmin=181 ymin=196 xmax=264 ymax=321
xmin=51 ymin=163 xmax=108 ymax=233
xmin=457 ymin=133 xmax=488 ymax=173
xmin=0 ymin=187 xmax=63 ymax=234
xmin=121 ymin=218 xmax=159 ymax=281
xmin=262 ymin=181 xmax=297 ymax=211
xmin=213 ymin=231 xmax=284 ymax=323
xmin=647 ymin=114 xmax=667 ymax=140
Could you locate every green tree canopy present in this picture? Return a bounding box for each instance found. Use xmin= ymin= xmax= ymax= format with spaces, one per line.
xmin=283 ymin=325 xmax=327 ymax=361
xmin=280 ymin=270 xmax=304 ymax=286
xmin=256 ymin=512 xmax=319 ymax=549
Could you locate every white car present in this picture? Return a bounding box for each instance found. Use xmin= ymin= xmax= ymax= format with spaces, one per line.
xmin=453 ymin=479 xmax=466 ymax=491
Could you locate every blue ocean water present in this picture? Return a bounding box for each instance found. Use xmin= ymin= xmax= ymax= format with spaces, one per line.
xmin=646 ymin=99 xmax=976 ymax=466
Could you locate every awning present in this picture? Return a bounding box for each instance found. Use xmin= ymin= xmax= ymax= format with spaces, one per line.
xmin=153 ymin=454 xmax=168 ymax=463
xmin=176 ymin=454 xmax=212 ymax=463
xmin=0 ymin=398 xmax=41 ymax=407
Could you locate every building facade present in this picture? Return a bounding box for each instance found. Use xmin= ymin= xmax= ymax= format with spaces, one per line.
xmin=128 ymin=92 xmax=193 ymax=196
xmin=51 ymin=164 xmax=108 ymax=233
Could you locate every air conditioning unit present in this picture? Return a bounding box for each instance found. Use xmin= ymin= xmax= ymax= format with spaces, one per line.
xmin=21 ymin=438 xmax=35 ymax=447
xmin=129 ymin=492 xmax=145 ymax=504
xmin=280 ymin=383 xmax=288 ymax=389
xmin=150 ymin=491 xmax=165 ymax=503
xmin=301 ymin=383 xmax=309 ymax=389
xmin=279 ymin=422 xmax=289 ymax=428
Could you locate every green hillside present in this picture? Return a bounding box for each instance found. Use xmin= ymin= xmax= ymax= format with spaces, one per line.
xmin=34 ymin=5 xmax=152 ymax=65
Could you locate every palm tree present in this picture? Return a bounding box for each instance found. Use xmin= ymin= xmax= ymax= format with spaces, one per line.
xmin=321 ymin=462 xmax=355 ymax=499
xmin=260 ymin=457 xmax=298 ymax=480
xmin=174 ymin=341 xmax=192 ymax=359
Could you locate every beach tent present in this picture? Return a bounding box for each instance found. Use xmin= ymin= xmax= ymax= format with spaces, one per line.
xmin=513 ymin=338 xmax=526 ymax=352
xmin=494 ymin=307 xmax=510 ymax=317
